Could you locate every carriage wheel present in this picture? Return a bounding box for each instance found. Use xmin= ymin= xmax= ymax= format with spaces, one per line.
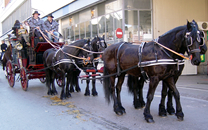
xmin=56 ymin=76 xmax=65 ymax=87
xmin=39 ymin=77 xmax=46 ymax=83
xmin=20 ymin=67 xmax=28 ymax=91
xmin=6 ymin=60 xmax=15 ymax=87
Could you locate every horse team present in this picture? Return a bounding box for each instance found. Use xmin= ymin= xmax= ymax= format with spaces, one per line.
xmin=4 ymin=20 xmax=207 ymax=123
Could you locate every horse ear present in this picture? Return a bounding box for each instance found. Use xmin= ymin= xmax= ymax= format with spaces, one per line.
xmin=187 ymin=20 xmax=192 ymax=31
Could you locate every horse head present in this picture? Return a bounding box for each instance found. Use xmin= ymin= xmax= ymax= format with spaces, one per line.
xmin=184 ymin=20 xmax=201 ymax=65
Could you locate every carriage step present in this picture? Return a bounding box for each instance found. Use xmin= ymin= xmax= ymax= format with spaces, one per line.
xmin=79 ymin=74 xmax=100 ymax=78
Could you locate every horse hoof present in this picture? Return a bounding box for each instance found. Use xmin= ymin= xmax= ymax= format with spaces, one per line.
xmin=92 ymin=91 xmax=98 ymax=96
xmin=84 ymin=91 xmax=90 ymax=96
xmin=177 ymin=116 xmax=184 ymax=121
xmin=66 ymin=94 xmax=71 ymax=98
xmin=159 ymin=113 xmax=167 ymax=118
xmin=52 ymin=91 xmax=58 ymax=95
xmin=47 ymin=91 xmax=52 ymax=95
xmin=76 ymin=87 xmax=81 ymax=92
xmin=69 ymin=89 xmax=74 ymax=93
xmin=167 ymin=107 xmax=175 ymax=115
xmin=115 ymin=111 xmax=124 ymax=116
xmin=146 ymin=118 xmax=155 ymax=123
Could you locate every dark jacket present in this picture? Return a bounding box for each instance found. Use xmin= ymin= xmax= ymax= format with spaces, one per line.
xmin=1 ymin=43 xmax=7 ymax=52
xmin=28 ymin=17 xmax=45 ymax=31
xmin=44 ymin=20 xmax=59 ymax=32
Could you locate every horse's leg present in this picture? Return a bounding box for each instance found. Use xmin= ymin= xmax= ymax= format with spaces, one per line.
xmin=84 ymin=72 xmax=90 ymax=96
xmin=75 ymin=69 xmax=81 ymax=92
xmin=114 ymin=73 xmax=126 ymax=115
xmin=69 ymin=71 xmax=74 ymax=93
xmin=166 ymin=74 xmax=180 ymax=115
xmin=66 ymin=72 xmax=71 ymax=98
xmin=159 ymin=81 xmax=168 ymax=117
xmin=165 ymin=77 xmax=184 ymax=121
xmin=138 ymin=76 xmax=145 ymax=108
xmin=46 ymin=69 xmax=52 ymax=95
xmin=143 ymin=76 xmax=159 ymax=123
xmin=91 ymin=71 xmax=98 ymax=96
xmin=51 ymin=71 xmax=58 ymax=95
xmin=166 ymin=89 xmax=175 ymax=115
xmin=60 ymin=71 xmax=66 ymax=100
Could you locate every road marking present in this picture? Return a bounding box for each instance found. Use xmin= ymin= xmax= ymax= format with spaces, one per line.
xmin=176 ymin=85 xmax=208 ymax=92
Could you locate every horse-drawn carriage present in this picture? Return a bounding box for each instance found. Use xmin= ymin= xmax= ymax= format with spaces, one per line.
xmin=5 ymin=23 xmax=64 ymax=91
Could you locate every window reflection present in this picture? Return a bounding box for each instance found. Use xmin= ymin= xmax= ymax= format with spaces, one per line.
xmin=124 ymin=10 xmax=138 ymax=42
xmin=80 ymin=22 xmax=85 ymax=39
xmin=69 ymin=26 xmax=74 ymax=42
xmin=86 ymin=21 xmax=91 ymax=39
xmin=98 ymin=16 xmax=105 ymax=37
xmin=106 ymin=14 xmax=114 ymax=41
xmin=91 ymin=18 xmax=98 ymax=38
xmin=139 ymin=11 xmax=152 ymax=41
xmin=75 ymin=24 xmax=79 ymax=40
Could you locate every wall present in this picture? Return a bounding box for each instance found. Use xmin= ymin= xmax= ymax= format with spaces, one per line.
xmin=153 ymin=0 xmax=208 ymax=38
xmin=153 ymin=0 xmax=208 ymax=74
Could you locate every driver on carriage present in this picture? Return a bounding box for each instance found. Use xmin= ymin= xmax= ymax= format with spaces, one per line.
xmin=28 ymin=11 xmax=45 ymax=42
xmin=44 ymin=14 xmax=59 ymax=42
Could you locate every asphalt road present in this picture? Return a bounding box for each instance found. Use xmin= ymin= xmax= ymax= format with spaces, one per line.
xmin=0 ymin=68 xmax=208 ymax=130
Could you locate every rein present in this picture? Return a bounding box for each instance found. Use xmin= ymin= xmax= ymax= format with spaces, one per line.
xmin=154 ymin=41 xmax=190 ymax=60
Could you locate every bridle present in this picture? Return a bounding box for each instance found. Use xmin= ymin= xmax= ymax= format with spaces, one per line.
xmin=96 ymin=38 xmax=107 ymax=49
xmin=185 ymin=30 xmax=201 ymax=55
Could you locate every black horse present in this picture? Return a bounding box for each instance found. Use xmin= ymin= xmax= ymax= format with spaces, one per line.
xmin=127 ymin=24 xmax=207 ymax=116
xmin=68 ymin=36 xmax=107 ymax=96
xmin=43 ymin=39 xmax=93 ymax=99
xmin=102 ymin=20 xmax=201 ymax=123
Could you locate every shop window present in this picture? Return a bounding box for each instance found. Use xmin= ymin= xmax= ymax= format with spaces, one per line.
xmin=106 ymin=14 xmax=114 ymax=42
xmin=139 ymin=11 xmax=152 ymax=41
xmin=69 ymin=26 xmax=74 ymax=42
xmin=75 ymin=24 xmax=79 ymax=40
xmin=98 ymin=16 xmax=105 ymax=37
xmin=124 ymin=0 xmax=151 ymax=9
xmin=91 ymin=18 xmax=98 ymax=38
xmin=86 ymin=21 xmax=91 ymax=39
xmin=124 ymin=10 xmax=138 ymax=42
xmin=80 ymin=22 xmax=85 ymax=39
xmin=114 ymin=10 xmax=123 ymax=42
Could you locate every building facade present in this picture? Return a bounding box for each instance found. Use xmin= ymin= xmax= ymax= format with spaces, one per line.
xmin=0 ymin=0 xmax=208 ymax=74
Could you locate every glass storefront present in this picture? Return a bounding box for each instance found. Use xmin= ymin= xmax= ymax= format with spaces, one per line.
xmin=62 ymin=0 xmax=152 ymax=44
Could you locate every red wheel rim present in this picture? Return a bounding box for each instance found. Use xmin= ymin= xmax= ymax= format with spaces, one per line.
xmin=6 ymin=61 xmax=15 ymax=87
xmin=20 ymin=68 xmax=28 ymax=91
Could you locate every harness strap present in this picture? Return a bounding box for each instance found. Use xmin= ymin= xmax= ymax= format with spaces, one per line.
xmin=116 ymin=42 xmax=125 ymax=76
xmin=138 ymin=42 xmax=149 ymax=82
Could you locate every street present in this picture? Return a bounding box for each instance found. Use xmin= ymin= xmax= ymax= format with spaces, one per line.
xmin=0 ymin=68 xmax=208 ymax=130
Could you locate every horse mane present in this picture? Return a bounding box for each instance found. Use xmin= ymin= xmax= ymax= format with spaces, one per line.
xmin=159 ymin=25 xmax=186 ymax=38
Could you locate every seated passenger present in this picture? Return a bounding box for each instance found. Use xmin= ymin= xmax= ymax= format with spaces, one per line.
xmin=28 ymin=11 xmax=45 ymax=41
xmin=44 ymin=14 xmax=59 ymax=42
xmin=18 ymin=23 xmax=30 ymax=46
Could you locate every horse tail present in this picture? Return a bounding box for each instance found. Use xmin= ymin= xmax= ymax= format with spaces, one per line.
xmin=127 ymin=75 xmax=138 ymax=95
xmin=103 ymin=65 xmax=111 ymax=103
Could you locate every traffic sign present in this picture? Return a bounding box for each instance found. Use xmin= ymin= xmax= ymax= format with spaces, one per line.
xmin=116 ymin=28 xmax=123 ymax=39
